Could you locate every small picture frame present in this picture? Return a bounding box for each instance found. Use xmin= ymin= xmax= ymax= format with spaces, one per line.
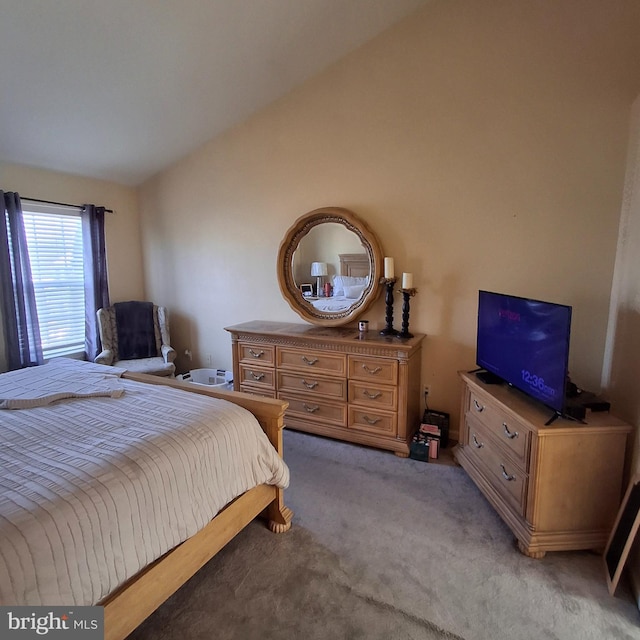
xmin=300 ymin=283 xmax=313 ymax=297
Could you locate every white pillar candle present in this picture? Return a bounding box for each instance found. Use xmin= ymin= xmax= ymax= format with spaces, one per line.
xmin=384 ymin=257 xmax=395 ymax=279
xmin=402 ymin=272 xmax=414 ymax=289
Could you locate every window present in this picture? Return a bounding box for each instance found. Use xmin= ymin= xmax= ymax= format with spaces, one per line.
xmin=21 ymin=202 xmax=85 ymax=359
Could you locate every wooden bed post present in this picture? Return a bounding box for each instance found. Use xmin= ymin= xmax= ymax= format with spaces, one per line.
xmin=256 ymin=409 xmax=293 ymax=533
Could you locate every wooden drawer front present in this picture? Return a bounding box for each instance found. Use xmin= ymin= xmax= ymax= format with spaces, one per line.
xmin=465 ymin=417 xmax=527 ymax=516
xmin=467 ymin=391 xmax=530 ymax=463
xmin=278 ymin=371 xmax=347 ymax=401
xmin=239 ymin=364 xmax=275 ymax=390
xmin=280 ymin=393 xmax=346 ymax=427
xmin=349 ymin=380 xmax=397 ymax=410
xmin=348 ymin=356 xmax=397 ymax=385
xmin=348 ymin=406 xmax=396 ymax=437
xmin=239 ymin=385 xmax=276 ymax=398
xmin=238 ymin=342 xmax=275 ymax=366
xmin=277 ymin=347 xmax=346 ymax=376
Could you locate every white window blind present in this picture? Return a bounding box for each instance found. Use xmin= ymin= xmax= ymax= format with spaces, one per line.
xmin=22 ymin=204 xmax=85 ymax=359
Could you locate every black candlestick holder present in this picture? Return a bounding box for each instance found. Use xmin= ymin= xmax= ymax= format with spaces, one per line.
xmin=379 ymin=277 xmax=399 ymax=336
xmin=398 ymin=288 xmax=417 ymax=339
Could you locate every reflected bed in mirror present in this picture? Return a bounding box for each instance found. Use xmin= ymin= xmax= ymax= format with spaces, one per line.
xmin=307 ymin=254 xmax=369 ymax=312
xmin=277 ymin=207 xmax=383 ymax=327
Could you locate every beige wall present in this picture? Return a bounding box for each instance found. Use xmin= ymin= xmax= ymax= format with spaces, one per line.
xmin=139 ymin=0 xmax=640 ymax=438
xmin=0 ymin=162 xmax=145 ymax=304
xmin=602 ymin=96 xmax=640 ymax=610
xmin=604 ymin=97 xmax=640 ymax=474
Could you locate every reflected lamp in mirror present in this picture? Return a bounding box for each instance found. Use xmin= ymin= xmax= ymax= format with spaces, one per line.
xmin=311 ymin=262 xmax=328 ymax=296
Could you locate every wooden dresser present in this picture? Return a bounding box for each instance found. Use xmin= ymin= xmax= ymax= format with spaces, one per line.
xmin=226 ymin=321 xmax=424 ymax=456
xmin=456 ymin=371 xmax=631 ymax=558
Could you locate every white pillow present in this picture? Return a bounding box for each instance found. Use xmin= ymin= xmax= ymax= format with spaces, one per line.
xmin=333 ymin=275 xmax=368 ymax=297
xmin=343 ymin=283 xmax=366 ymax=299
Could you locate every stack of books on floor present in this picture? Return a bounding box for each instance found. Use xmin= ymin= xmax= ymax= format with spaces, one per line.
xmin=409 ymin=409 xmax=449 ymax=462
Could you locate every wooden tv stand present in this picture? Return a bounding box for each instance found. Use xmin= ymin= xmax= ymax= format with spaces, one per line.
xmin=455 ymin=371 xmax=631 ymax=558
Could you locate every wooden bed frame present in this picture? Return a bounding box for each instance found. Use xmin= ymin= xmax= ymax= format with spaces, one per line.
xmin=339 ymin=252 xmax=369 ymax=277
xmin=100 ymin=372 xmax=292 ymax=640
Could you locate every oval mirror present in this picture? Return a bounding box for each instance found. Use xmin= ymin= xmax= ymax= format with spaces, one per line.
xmin=277 ymin=207 xmax=383 ymax=326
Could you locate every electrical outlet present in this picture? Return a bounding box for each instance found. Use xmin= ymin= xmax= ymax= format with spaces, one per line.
xmin=423 ymin=385 xmax=431 ymax=397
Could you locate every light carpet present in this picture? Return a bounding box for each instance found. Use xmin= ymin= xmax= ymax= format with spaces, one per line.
xmin=129 ymin=430 xmax=639 ymax=640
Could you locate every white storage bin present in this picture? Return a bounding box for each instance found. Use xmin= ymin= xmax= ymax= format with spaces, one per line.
xmin=179 ymin=368 xmax=233 ymax=388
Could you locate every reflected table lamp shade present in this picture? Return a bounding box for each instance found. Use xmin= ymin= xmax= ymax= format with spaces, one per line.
xmin=311 ymin=262 xmax=328 ymax=296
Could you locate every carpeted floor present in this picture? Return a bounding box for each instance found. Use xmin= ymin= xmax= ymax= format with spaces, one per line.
xmin=129 ymin=430 xmax=640 ymax=640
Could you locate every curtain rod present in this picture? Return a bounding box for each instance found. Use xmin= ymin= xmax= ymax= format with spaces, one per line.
xmin=22 ymin=197 xmax=114 ymax=214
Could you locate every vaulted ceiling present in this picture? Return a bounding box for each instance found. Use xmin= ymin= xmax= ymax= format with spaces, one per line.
xmin=0 ymin=0 xmax=428 ymax=186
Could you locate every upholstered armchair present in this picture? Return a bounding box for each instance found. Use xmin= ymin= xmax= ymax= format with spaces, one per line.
xmin=95 ymin=301 xmax=176 ymax=377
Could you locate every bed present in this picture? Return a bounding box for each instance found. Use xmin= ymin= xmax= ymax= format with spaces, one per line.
xmin=309 ymin=293 xmax=359 ymax=313
xmin=309 ymin=253 xmax=370 ymax=313
xmin=0 ymin=358 xmax=292 ymax=640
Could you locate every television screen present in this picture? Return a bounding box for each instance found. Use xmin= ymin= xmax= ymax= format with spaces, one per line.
xmin=476 ymin=290 xmax=572 ymax=414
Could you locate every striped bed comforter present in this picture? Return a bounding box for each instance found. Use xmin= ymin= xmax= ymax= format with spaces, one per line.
xmin=0 ymin=358 xmax=289 ymax=606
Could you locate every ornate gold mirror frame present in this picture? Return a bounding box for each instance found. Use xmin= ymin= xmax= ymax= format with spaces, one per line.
xmin=277 ymin=207 xmax=383 ymax=327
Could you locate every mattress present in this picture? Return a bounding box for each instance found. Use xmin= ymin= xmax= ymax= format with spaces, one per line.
xmin=0 ymin=359 xmax=289 ymax=606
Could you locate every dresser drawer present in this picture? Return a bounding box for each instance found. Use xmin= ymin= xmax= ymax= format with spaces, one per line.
xmin=349 ymin=380 xmax=397 ymax=410
xmin=238 ymin=342 xmax=275 ymax=366
xmin=465 ymin=416 xmax=528 ymax=516
xmin=239 ymin=385 xmax=276 ymax=398
xmin=466 ymin=390 xmax=530 ymax=463
xmin=238 ymin=364 xmax=275 ymax=390
xmin=280 ymin=393 xmax=346 ymax=427
xmin=348 ymin=406 xmax=396 ymax=437
xmin=278 ymin=371 xmax=347 ymax=401
xmin=277 ymin=347 xmax=346 ymax=376
xmin=348 ymin=356 xmax=397 ymax=385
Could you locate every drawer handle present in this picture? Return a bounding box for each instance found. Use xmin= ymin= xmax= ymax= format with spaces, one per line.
xmin=502 ymin=422 xmax=519 ymax=439
xmin=500 ymin=464 xmax=516 ymax=482
xmin=362 ymin=365 xmax=382 ymax=375
xmin=249 ymin=371 xmax=265 ymax=381
xmin=248 ymin=349 xmax=265 ymax=358
xmin=301 ymin=379 xmax=318 ymax=389
xmin=472 ymin=434 xmax=484 ymax=448
xmin=362 ymin=415 xmax=381 ymax=425
xmin=303 ymin=403 xmax=319 ymax=413
xmin=302 ymin=356 xmax=319 ymax=366
xmin=363 ymin=390 xmax=382 ymax=400
xmin=473 ymin=399 xmax=484 ymax=412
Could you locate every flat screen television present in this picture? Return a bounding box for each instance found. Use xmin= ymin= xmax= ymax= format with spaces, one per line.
xmin=475 ymin=290 xmax=572 ymax=419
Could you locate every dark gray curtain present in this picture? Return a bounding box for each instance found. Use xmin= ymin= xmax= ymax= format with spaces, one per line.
xmin=0 ymin=191 xmax=43 ymax=369
xmin=82 ymin=204 xmax=110 ymax=361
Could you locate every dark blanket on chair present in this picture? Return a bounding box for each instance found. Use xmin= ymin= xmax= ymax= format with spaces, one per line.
xmin=114 ymin=301 xmax=158 ymax=360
